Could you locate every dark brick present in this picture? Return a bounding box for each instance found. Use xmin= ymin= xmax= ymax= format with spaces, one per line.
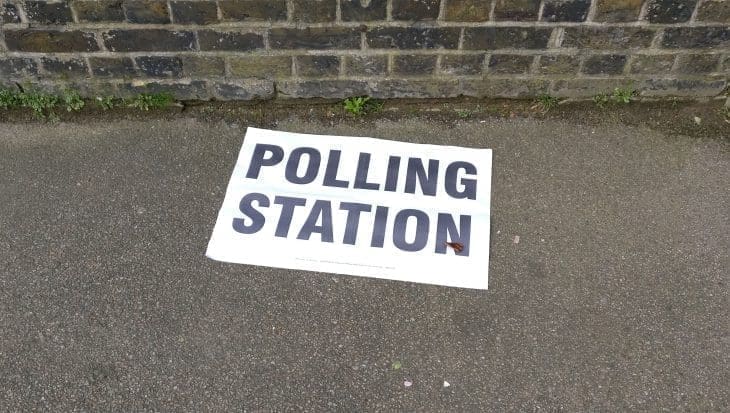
xmin=461 ymin=78 xmax=549 ymax=98
xmin=277 ymin=80 xmax=371 ymax=98
xmin=370 ymin=79 xmax=461 ymax=98
xmin=640 ymin=78 xmax=726 ymax=97
xmin=536 ymin=55 xmax=580 ymax=74
xmin=135 ymin=56 xmax=183 ymax=77
xmin=119 ymin=80 xmax=209 ymax=100
xmin=89 ymin=57 xmax=136 ymax=77
xmin=367 ymin=28 xmax=460 ymax=49
xmin=441 ymin=54 xmax=485 ymax=75
xmin=0 ymin=58 xmax=38 ymax=77
xmin=582 ymin=54 xmax=628 ymax=75
xmin=229 ymin=56 xmax=292 ymax=78
xmin=5 ymin=30 xmax=100 ymax=52
xmin=1 ymin=2 xmax=21 ymax=23
xmin=675 ymin=54 xmax=721 ymax=74
xmin=392 ymin=0 xmax=441 ymax=20
xmin=182 ymin=56 xmax=225 ymax=76
xmin=542 ymin=0 xmax=590 ymax=22
xmin=645 ymin=0 xmax=697 ymax=23
xmin=212 ymin=80 xmax=275 ymax=100
xmin=551 ymin=78 xmax=630 ymax=97
xmin=56 ymin=81 xmax=118 ymax=98
xmin=661 ymin=27 xmax=730 ymax=49
xmin=103 ymin=30 xmax=195 ymax=52
xmin=344 ymin=55 xmax=388 ymax=76
xmin=562 ymin=27 xmax=655 ymax=49
xmin=296 ymin=56 xmax=340 ymax=77
xmin=488 ymin=54 xmax=533 ymax=74
xmin=341 ymin=0 xmax=387 ymax=21
xmin=392 ymin=55 xmax=437 ymax=75
xmin=463 ymin=27 xmax=551 ymax=50
xmin=594 ymin=0 xmax=643 ymax=22
xmin=696 ymin=0 xmax=730 ymax=23
xmin=41 ymin=57 xmax=89 ymax=78
xmin=198 ymin=31 xmax=264 ymax=51
xmin=629 ymin=55 xmax=675 ymax=74
xmin=171 ymin=1 xmax=218 ymax=24
xmin=219 ymin=0 xmax=287 ymax=21
xmin=445 ymin=0 xmax=490 ymax=21
xmin=292 ymin=0 xmax=336 ymax=22
xmin=124 ymin=0 xmax=170 ymax=24
xmin=494 ymin=0 xmax=540 ymax=21
xmin=73 ymin=1 xmax=125 ymax=22
xmin=269 ymin=28 xmax=360 ymax=49
xmin=25 ymin=1 xmax=72 ymax=24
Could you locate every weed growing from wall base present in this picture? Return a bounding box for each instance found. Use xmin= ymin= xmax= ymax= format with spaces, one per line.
xmin=0 ymin=88 xmax=21 ymax=109
xmin=128 ymin=93 xmax=175 ymax=111
xmin=63 ymin=89 xmax=85 ymax=112
xmin=594 ymin=86 xmax=637 ymax=107
xmin=18 ymin=91 xmax=60 ymax=119
xmin=612 ymin=87 xmax=636 ymax=104
xmin=96 ymin=96 xmax=117 ymax=110
xmin=532 ymin=94 xmax=560 ymax=113
xmin=343 ymin=96 xmax=383 ymax=116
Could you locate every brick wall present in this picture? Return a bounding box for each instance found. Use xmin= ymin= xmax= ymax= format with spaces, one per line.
xmin=0 ymin=0 xmax=728 ymax=100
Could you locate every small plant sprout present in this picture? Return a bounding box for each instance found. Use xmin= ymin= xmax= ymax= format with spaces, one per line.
xmin=593 ymin=93 xmax=611 ymax=108
xmin=19 ymin=90 xmax=60 ymax=119
xmin=343 ymin=96 xmax=382 ymax=116
xmin=96 ymin=96 xmax=116 ymax=110
xmin=532 ymin=94 xmax=560 ymax=113
xmin=129 ymin=93 xmax=175 ymax=111
xmin=0 ymin=88 xmax=22 ymax=109
xmin=611 ymin=86 xmax=636 ymax=104
xmin=455 ymin=109 xmax=473 ymax=118
xmin=63 ymin=89 xmax=85 ymax=112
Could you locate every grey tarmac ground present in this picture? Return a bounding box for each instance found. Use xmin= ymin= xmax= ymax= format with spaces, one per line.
xmin=0 ymin=101 xmax=728 ymax=411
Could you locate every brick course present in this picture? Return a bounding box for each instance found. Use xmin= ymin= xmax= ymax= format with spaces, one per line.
xmin=0 ymin=0 xmax=726 ymax=100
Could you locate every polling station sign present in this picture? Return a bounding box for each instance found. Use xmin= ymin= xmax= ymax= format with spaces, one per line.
xmin=206 ymin=128 xmax=492 ymax=289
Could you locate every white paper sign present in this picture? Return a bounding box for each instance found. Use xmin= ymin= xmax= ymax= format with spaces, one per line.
xmin=207 ymin=128 xmax=492 ymax=289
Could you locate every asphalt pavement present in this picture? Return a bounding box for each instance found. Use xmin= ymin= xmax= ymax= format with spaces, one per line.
xmin=1 ymin=115 xmax=728 ymax=411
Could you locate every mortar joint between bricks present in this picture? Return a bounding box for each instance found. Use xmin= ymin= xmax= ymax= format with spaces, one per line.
xmin=537 ymin=1 xmax=545 ymax=23
xmin=286 ymin=0 xmax=294 ymax=24
xmin=166 ymin=0 xmax=175 ymax=25
xmin=649 ymin=28 xmax=664 ymax=49
xmin=223 ymin=57 xmax=232 ymax=79
xmin=489 ymin=0 xmax=497 ymax=21
xmin=68 ymin=1 xmax=81 ymax=24
xmin=585 ymin=0 xmax=599 ymax=23
xmin=548 ymin=27 xmax=563 ymax=48
xmin=215 ymin=0 xmax=223 ymax=21
xmin=83 ymin=56 xmax=94 ymax=78
xmin=621 ymin=55 xmax=632 ymax=76
xmin=638 ymin=0 xmax=652 ymax=21
xmin=530 ymin=55 xmax=542 ymax=75
xmin=338 ymin=55 xmax=346 ymax=79
xmin=193 ymin=30 xmax=201 ymax=52
xmin=669 ymin=54 xmax=681 ymax=74
xmin=689 ymin=0 xmax=702 ymax=23
xmin=481 ymin=53 xmax=491 ymax=74
xmin=335 ymin=0 xmax=342 ymax=23
xmin=438 ymin=0 xmax=448 ymax=21
xmin=4 ymin=21 xmax=730 ymax=31
xmin=386 ymin=0 xmax=393 ymax=21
